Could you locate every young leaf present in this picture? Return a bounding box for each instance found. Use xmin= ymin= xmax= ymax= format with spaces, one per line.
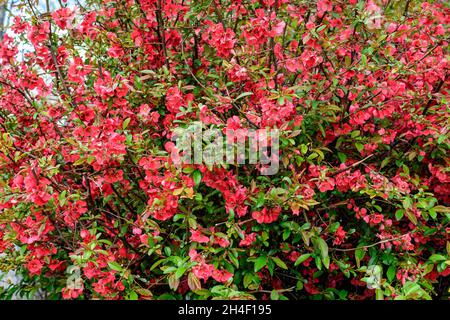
xmin=254 ymin=256 xmax=267 ymax=272
xmin=271 ymin=256 xmax=288 ymax=270
xmin=108 ymin=261 xmax=123 ymax=272
xmin=294 ymin=254 xmax=311 ymax=266
xmin=193 ymin=170 xmax=202 ymax=185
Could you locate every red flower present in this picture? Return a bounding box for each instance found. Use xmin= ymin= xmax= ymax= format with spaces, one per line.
xmin=138 ymin=156 xmax=161 ymax=171
xmin=165 ymin=86 xmax=185 ymax=114
xmin=252 ymin=207 xmax=281 ymax=224
xmin=190 ymin=229 xmax=210 ymax=244
xmin=27 ymin=258 xmax=43 ymax=276
xmin=212 ymin=269 xmax=233 ymax=283
xmin=239 ymin=232 xmax=257 ymax=247
xmin=192 ymin=262 xmax=215 ymax=281
xmin=333 ymin=226 xmax=347 ymax=245
xmin=203 ymin=21 xmax=236 ymax=58
xmin=62 ymin=286 xmax=83 ymax=299
xmin=370 ymin=214 xmax=384 ymax=225
xmin=304 ymin=281 xmax=321 ymax=295
xmin=51 ymin=7 xmax=75 ymax=30
xmin=317 ymin=178 xmax=336 ymax=193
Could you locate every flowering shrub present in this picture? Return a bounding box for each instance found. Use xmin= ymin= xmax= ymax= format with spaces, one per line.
xmin=0 ymin=0 xmax=449 ymax=300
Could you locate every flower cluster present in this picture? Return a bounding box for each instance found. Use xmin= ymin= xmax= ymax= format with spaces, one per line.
xmin=0 ymin=0 xmax=448 ymax=301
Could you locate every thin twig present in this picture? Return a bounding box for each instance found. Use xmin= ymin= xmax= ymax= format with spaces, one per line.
xmin=330 ymin=154 xmax=374 ymax=176
xmin=331 ymin=235 xmax=409 ymax=252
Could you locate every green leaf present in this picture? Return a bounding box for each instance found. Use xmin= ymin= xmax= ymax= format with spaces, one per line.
xmin=294 ymin=253 xmax=311 ymax=266
xmin=228 ymin=251 xmax=239 ymax=268
xmin=243 ymin=273 xmax=255 ymax=289
xmin=361 ymin=54 xmax=367 ymax=66
xmin=135 ymin=288 xmax=153 ymax=298
xmin=402 ymin=197 xmax=412 ymax=210
xmin=313 ymin=237 xmax=329 ymax=269
xmin=405 ymin=210 xmax=418 ymax=225
xmin=150 ymin=259 xmax=166 ymax=271
xmin=271 ymin=256 xmax=288 ymax=270
xmin=173 ymin=214 xmax=185 ymax=222
xmin=317 ymin=238 xmax=328 ymax=259
xmin=267 ymin=258 xmax=275 ymax=276
xmin=322 ymin=255 xmax=330 ymax=269
xmin=395 ymin=209 xmax=404 ymax=221
xmin=429 ymin=208 xmax=437 ymax=219
xmin=307 ymin=153 xmax=318 ymax=160
xmin=182 ymin=167 xmax=195 ymax=174
xmin=122 ymin=118 xmax=131 ymax=130
xmin=168 ymin=274 xmax=180 ymax=291
xmin=351 ymin=130 xmax=360 ymax=138
xmin=108 ymin=261 xmax=123 ymax=272
xmin=314 ymin=255 xmax=322 ymax=270
xmin=403 ymin=281 xmax=420 ymax=296
xmin=375 ymin=288 xmax=383 ymax=300
xmin=234 ymin=92 xmax=253 ymax=101
xmin=316 ymin=25 xmax=327 ymax=32
xmin=254 ymin=256 xmax=267 ymax=272
xmin=345 ymin=55 xmax=352 ymax=67
xmin=387 ymin=265 xmax=396 ymax=282
xmin=355 ymin=248 xmax=365 ymax=268
xmin=58 ymin=190 xmax=67 ymax=206
xmin=270 ymin=290 xmax=279 ymax=300
xmin=380 ymin=157 xmax=390 ymax=168
xmin=355 ymin=142 xmax=364 ymax=152
xmin=328 ymin=222 xmax=340 ymax=233
xmin=300 ymin=144 xmax=308 ymax=155
xmin=187 ymin=272 xmax=201 ymax=291
xmin=128 ymin=291 xmax=138 ymax=300
xmin=428 ymin=254 xmax=446 ymax=263
xmin=175 ymin=266 xmax=187 ymax=279
xmin=134 ymin=76 xmax=142 ymax=89
xmin=337 ymin=152 xmax=347 ymax=163
xmin=193 ymin=170 xmax=202 ymax=185
xmin=433 ymin=205 xmax=450 ymax=213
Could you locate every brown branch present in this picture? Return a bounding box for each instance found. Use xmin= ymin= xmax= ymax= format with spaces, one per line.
xmin=47 ymin=39 xmax=77 ymax=110
xmin=331 ymin=235 xmax=409 ymax=252
xmin=422 ymin=73 xmax=447 ymax=115
xmin=330 ymin=154 xmax=374 ymax=176
xmin=155 ymin=0 xmax=170 ymax=69
xmin=111 ymin=183 xmax=137 ymax=216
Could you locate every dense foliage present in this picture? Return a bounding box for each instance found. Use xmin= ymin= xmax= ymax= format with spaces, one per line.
xmin=0 ymin=0 xmax=449 ymax=300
